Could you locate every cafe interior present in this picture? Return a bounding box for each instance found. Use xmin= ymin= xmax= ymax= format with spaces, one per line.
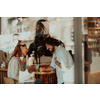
xmin=0 ymin=17 xmax=100 ymax=84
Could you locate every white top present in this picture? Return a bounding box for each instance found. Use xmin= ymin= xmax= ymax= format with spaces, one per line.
xmin=7 ymin=57 xmax=26 ymax=83
xmin=50 ymin=45 xmax=74 ymax=84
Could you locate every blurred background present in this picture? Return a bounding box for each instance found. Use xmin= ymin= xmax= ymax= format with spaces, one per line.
xmin=0 ymin=17 xmax=100 ymax=84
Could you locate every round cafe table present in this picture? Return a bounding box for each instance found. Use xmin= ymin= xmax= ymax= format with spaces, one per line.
xmin=35 ymin=70 xmax=57 ymax=84
xmin=29 ymin=64 xmax=57 ymax=84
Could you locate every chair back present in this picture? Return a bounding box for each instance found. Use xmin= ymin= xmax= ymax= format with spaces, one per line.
xmin=4 ymin=77 xmax=15 ymax=84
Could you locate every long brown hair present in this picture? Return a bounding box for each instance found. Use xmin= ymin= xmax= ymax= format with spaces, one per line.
xmin=9 ymin=40 xmax=26 ymax=61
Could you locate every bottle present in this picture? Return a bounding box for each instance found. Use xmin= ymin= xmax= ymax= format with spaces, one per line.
xmin=96 ymin=22 xmax=98 ymax=27
xmin=28 ymin=54 xmax=34 ymax=66
xmin=28 ymin=54 xmax=35 ymax=72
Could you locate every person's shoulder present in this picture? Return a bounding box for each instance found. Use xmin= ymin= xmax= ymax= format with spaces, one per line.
xmin=10 ymin=57 xmax=20 ymax=63
xmin=58 ymin=45 xmax=70 ymax=56
xmin=56 ymin=45 xmax=66 ymax=56
xmin=58 ymin=45 xmax=65 ymax=52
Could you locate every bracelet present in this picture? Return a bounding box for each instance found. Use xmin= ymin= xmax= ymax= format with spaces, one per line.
xmin=55 ymin=61 xmax=58 ymax=64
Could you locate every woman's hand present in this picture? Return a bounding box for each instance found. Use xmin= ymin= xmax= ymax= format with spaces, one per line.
xmin=20 ymin=57 xmax=26 ymax=64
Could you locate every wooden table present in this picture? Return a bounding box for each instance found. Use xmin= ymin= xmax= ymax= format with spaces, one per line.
xmin=0 ymin=67 xmax=57 ymax=84
xmin=35 ymin=70 xmax=57 ymax=84
xmin=29 ymin=64 xmax=57 ymax=84
xmin=0 ymin=68 xmax=8 ymax=84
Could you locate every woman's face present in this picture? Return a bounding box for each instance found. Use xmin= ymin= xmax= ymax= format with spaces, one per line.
xmin=20 ymin=46 xmax=28 ymax=56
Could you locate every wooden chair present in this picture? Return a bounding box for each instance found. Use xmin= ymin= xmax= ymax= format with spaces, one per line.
xmin=4 ymin=77 xmax=15 ymax=84
xmin=88 ymin=71 xmax=100 ymax=84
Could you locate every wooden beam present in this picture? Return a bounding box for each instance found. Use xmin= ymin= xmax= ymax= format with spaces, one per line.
xmin=74 ymin=17 xmax=83 ymax=84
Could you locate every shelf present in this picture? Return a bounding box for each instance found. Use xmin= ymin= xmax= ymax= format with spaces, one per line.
xmin=87 ymin=34 xmax=100 ymax=38
xmin=87 ymin=41 xmax=97 ymax=43
xmin=88 ymin=34 xmax=100 ymax=36
xmin=88 ymin=17 xmax=100 ymax=18
xmin=88 ymin=28 xmax=100 ymax=30
xmin=88 ymin=21 xmax=100 ymax=22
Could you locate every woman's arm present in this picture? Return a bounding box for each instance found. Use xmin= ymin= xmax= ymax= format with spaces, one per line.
xmin=13 ymin=61 xmax=20 ymax=81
